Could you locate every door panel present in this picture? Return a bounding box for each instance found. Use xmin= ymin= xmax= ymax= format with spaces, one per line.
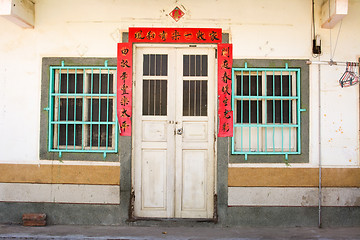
xmin=181 ymin=150 xmax=207 ymax=211
xmin=134 ymin=46 xmax=215 ymax=219
xmin=142 ymin=121 xmax=167 ymax=142
xmin=175 ymin=48 xmax=215 ymax=218
xmin=182 ymin=122 xmax=208 ymax=141
xmin=141 ymin=150 xmax=167 ymax=209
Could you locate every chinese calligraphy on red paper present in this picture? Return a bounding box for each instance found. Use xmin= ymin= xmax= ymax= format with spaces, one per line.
xmin=117 ymin=28 xmax=232 ymax=137
xmin=117 ymin=43 xmax=132 ymax=136
xmin=218 ymin=44 xmax=233 ymax=137
xmin=129 ymin=27 xmax=222 ymax=43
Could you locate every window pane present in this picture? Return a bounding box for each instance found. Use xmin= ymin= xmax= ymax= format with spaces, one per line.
xmin=161 ymin=55 xmax=168 ymax=76
xmin=183 ymin=55 xmax=208 ymax=77
xmin=236 ymin=74 xmax=262 ymax=96
xmin=59 ymin=124 xmax=82 ymax=146
xmin=183 ymin=55 xmax=189 ymax=76
xmin=266 ymin=74 xmax=290 ymax=96
xmin=60 ymin=73 xmax=83 ymax=93
xmin=59 ymin=98 xmax=83 ymax=121
xmin=201 ymin=55 xmax=208 ymax=76
xmin=143 ymin=80 xmax=167 ymax=116
xmin=156 ymin=54 xmax=162 ymax=76
xmin=143 ymin=55 xmax=149 ymax=76
xmin=88 ymin=99 xmax=113 ymax=122
xmin=183 ymin=80 xmax=189 ymax=115
xmin=150 ymin=54 xmax=155 ymax=76
xmin=190 ymin=55 xmax=195 ymax=76
xmin=183 ymin=80 xmax=207 ymax=116
xmin=87 ymin=124 xmax=113 ymax=147
xmin=144 ymin=54 xmax=167 ymax=76
xmin=149 ymin=80 xmax=155 ymax=115
xmin=266 ymin=100 xmax=292 ymax=123
xmin=88 ymin=73 xmax=113 ymax=94
xmin=195 ymin=55 xmax=201 ymax=76
xmin=236 ymin=100 xmax=262 ymax=124
xmin=200 ymin=81 xmax=207 ymax=116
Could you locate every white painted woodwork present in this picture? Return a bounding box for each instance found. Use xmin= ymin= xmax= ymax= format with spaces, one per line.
xmin=133 ymin=46 xmax=216 ymax=219
xmin=0 ymin=0 xmax=34 ymax=28
xmin=141 ymin=150 xmax=167 ymax=210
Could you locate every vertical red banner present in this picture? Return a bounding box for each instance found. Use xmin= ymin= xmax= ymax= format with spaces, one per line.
xmin=117 ymin=43 xmax=132 ymax=136
xmin=218 ymin=44 xmax=233 ymax=137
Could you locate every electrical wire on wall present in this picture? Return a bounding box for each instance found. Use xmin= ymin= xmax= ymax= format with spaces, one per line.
xmin=312 ymin=0 xmax=321 ymax=58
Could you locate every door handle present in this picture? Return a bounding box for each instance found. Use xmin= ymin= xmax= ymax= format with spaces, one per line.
xmin=176 ymin=128 xmax=183 ymax=135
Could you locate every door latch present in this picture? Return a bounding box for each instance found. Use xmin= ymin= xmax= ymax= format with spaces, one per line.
xmin=176 ymin=128 xmax=183 ymax=135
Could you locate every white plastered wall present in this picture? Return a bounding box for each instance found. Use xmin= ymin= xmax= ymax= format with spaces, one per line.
xmin=0 ymin=0 xmax=358 ymax=168
xmin=311 ymin=0 xmax=360 ymax=167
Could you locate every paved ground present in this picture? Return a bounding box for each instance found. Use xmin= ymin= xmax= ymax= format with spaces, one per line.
xmin=0 ymin=224 xmax=360 ymax=240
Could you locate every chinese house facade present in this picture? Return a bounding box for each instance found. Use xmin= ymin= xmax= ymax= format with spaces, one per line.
xmin=0 ymin=0 xmax=359 ymax=226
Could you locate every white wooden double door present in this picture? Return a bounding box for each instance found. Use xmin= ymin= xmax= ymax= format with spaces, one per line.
xmin=133 ymin=46 xmax=216 ymax=218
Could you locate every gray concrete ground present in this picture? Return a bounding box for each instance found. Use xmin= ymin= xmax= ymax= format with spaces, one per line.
xmin=0 ymin=224 xmax=360 ymax=240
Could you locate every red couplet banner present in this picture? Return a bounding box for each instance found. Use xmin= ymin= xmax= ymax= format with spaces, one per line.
xmin=218 ymin=44 xmax=233 ymax=137
xmin=119 ymin=28 xmax=229 ymax=137
xmin=129 ymin=27 xmax=222 ymax=43
xmin=117 ymin=43 xmax=132 ymax=136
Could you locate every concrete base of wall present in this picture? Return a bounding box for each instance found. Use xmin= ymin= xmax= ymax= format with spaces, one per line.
xmin=0 ymin=202 xmax=359 ymax=227
xmin=0 ymin=202 xmax=123 ymax=225
xmin=225 ymin=206 xmax=360 ymax=227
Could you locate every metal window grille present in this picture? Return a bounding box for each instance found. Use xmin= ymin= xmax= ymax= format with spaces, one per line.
xmin=47 ymin=61 xmax=118 ymax=158
xmin=231 ymin=63 xmax=305 ymax=160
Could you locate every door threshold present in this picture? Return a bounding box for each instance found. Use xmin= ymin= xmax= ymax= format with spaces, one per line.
xmin=128 ymin=217 xmax=216 ymax=223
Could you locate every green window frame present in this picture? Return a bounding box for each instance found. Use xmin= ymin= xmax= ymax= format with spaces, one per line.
xmin=231 ymin=63 xmax=306 ymax=160
xmin=43 ymin=59 xmax=118 ymax=159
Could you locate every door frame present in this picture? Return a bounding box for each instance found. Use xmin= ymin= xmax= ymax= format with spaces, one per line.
xmin=131 ymin=43 xmax=218 ymax=220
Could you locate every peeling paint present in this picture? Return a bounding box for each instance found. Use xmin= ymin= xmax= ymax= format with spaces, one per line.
xmin=76 ymin=44 xmax=88 ymax=57
xmin=355 ymin=197 xmax=360 ymax=206
xmin=110 ymin=28 xmax=121 ymax=43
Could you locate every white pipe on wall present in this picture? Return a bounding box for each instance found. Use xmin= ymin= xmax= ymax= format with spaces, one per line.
xmin=307 ymin=60 xmax=359 ymax=66
xmin=318 ymin=60 xmax=322 ymax=228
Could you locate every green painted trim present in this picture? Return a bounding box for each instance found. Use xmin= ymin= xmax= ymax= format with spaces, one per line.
xmin=40 ymin=57 xmax=120 ymax=162
xmin=229 ymin=59 xmax=309 ymax=163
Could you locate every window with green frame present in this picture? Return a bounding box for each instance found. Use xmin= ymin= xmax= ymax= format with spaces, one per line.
xmin=232 ymin=63 xmax=306 ymax=160
xmin=43 ymin=59 xmax=118 ymax=159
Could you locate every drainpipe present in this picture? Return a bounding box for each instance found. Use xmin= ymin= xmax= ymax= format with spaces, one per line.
xmin=318 ymin=59 xmax=322 ymax=228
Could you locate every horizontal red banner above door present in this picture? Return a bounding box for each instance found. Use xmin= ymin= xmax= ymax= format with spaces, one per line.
xmin=129 ymin=27 xmax=222 ymax=43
